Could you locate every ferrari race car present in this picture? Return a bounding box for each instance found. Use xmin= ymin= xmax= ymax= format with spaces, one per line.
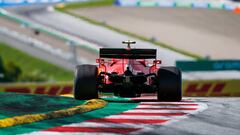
xmin=74 ymin=41 xmax=182 ymax=101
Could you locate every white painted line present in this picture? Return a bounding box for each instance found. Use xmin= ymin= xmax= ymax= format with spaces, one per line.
xmin=106 ymin=115 xmax=183 ymax=120
xmin=64 ymin=122 xmax=145 ymax=128
xmin=125 ymin=109 xmax=198 ymax=113
xmin=140 ymin=102 xmax=195 ymax=104
xmin=23 ymin=132 xmax=116 ymax=135
xmin=136 ymin=105 xmax=198 ymax=108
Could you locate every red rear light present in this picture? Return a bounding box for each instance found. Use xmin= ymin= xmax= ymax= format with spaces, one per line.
xmin=96 ymin=59 xmax=100 ymax=63
xmin=96 ymin=59 xmax=105 ymax=64
xmin=153 ymin=60 xmax=161 ymax=65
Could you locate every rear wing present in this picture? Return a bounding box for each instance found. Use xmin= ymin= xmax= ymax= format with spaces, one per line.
xmin=100 ymin=48 xmax=156 ymax=59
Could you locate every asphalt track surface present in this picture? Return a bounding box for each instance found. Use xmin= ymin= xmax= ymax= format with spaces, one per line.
xmin=23 ymin=95 xmax=240 ymax=135
xmin=72 ymin=7 xmax=240 ymax=59
xmin=7 ymin=6 xmax=191 ymax=66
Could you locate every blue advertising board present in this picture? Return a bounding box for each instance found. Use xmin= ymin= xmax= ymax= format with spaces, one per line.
xmin=0 ymin=0 xmax=89 ymax=7
xmin=115 ymin=0 xmax=239 ymax=11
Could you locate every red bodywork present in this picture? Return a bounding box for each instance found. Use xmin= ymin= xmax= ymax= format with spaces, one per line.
xmin=97 ymin=58 xmax=160 ymax=84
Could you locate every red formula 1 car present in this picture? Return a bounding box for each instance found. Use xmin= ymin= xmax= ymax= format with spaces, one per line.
xmin=74 ymin=41 xmax=182 ymax=101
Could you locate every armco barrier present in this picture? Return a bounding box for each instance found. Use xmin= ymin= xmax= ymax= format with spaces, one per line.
xmin=1 ymin=80 xmax=240 ymax=97
xmin=115 ymin=0 xmax=240 ymax=12
xmin=0 ymin=8 xmax=100 ymax=54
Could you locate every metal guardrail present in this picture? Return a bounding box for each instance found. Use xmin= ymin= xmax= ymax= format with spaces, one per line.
xmin=0 ymin=8 xmax=100 ymax=54
xmin=0 ymin=8 xmax=100 ymax=64
xmin=0 ymin=26 xmax=73 ymax=61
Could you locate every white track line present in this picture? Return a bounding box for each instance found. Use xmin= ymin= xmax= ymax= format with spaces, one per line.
xmin=64 ymin=122 xmax=147 ymax=128
xmin=136 ymin=105 xmax=198 ymax=108
xmin=25 ymin=132 xmax=116 ymax=135
xmin=106 ymin=115 xmax=184 ymax=120
xmin=140 ymin=102 xmax=195 ymax=104
xmin=125 ymin=109 xmax=197 ymax=113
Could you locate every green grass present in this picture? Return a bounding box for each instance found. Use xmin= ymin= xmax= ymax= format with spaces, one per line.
xmin=0 ymin=42 xmax=73 ymax=81
xmin=0 ymin=103 xmax=138 ymax=135
xmin=0 ymin=92 xmax=84 ymax=119
xmin=58 ymin=0 xmax=114 ymax=9
xmin=55 ymin=0 xmax=203 ymax=59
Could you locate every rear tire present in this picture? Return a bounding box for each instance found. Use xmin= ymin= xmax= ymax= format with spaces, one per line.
xmin=157 ymin=67 xmax=182 ymax=101
xmin=74 ymin=65 xmax=98 ymax=100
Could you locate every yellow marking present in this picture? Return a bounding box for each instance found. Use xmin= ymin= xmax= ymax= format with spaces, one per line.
xmin=61 ymin=94 xmax=74 ymax=98
xmin=0 ymin=99 xmax=107 ymax=128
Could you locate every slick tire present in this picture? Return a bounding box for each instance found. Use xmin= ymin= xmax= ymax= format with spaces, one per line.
xmin=157 ymin=67 xmax=182 ymax=101
xmin=74 ymin=65 xmax=98 ymax=100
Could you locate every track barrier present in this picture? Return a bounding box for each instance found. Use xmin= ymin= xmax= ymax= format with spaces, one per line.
xmin=115 ymin=0 xmax=240 ymax=13
xmin=1 ymin=80 xmax=239 ymax=97
xmin=0 ymin=82 xmax=73 ymax=95
xmin=0 ymin=0 xmax=91 ymax=7
xmin=183 ymin=80 xmax=240 ymax=97
xmin=235 ymin=6 xmax=240 ymax=13
xmin=0 ymin=8 xmax=100 ymax=54
xmin=176 ymin=60 xmax=240 ymax=72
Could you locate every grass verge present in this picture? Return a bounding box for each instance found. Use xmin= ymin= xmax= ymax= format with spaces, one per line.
xmin=0 ymin=95 xmax=106 ymax=128
xmin=55 ymin=0 xmax=203 ymax=59
xmin=0 ymin=42 xmax=73 ymax=81
xmin=59 ymin=0 xmax=114 ymax=9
